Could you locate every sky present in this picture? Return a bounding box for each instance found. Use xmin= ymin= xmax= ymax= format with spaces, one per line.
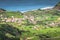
xmin=0 ymin=0 xmax=60 ymax=12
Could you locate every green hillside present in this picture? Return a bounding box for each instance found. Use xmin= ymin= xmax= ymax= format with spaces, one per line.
xmin=0 ymin=10 xmax=23 ymax=18
xmin=0 ymin=9 xmax=60 ymax=40
xmin=0 ymin=2 xmax=60 ymax=40
xmin=6 ymin=11 xmax=23 ymax=18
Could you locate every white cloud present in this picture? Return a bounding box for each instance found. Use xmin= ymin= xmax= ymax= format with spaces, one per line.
xmin=41 ymin=6 xmax=54 ymax=10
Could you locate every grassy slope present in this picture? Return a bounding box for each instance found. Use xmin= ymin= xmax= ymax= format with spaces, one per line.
xmin=0 ymin=9 xmax=60 ymax=40
xmin=6 ymin=11 xmax=23 ymax=18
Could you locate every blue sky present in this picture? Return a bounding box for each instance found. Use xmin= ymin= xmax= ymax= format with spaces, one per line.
xmin=0 ymin=0 xmax=60 ymax=12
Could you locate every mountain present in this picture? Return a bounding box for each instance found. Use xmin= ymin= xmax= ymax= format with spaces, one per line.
xmin=0 ymin=8 xmax=6 ymax=13
xmin=54 ymin=2 xmax=60 ymax=10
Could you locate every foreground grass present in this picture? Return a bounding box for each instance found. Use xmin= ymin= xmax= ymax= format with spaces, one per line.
xmin=0 ymin=23 xmax=60 ymax=40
